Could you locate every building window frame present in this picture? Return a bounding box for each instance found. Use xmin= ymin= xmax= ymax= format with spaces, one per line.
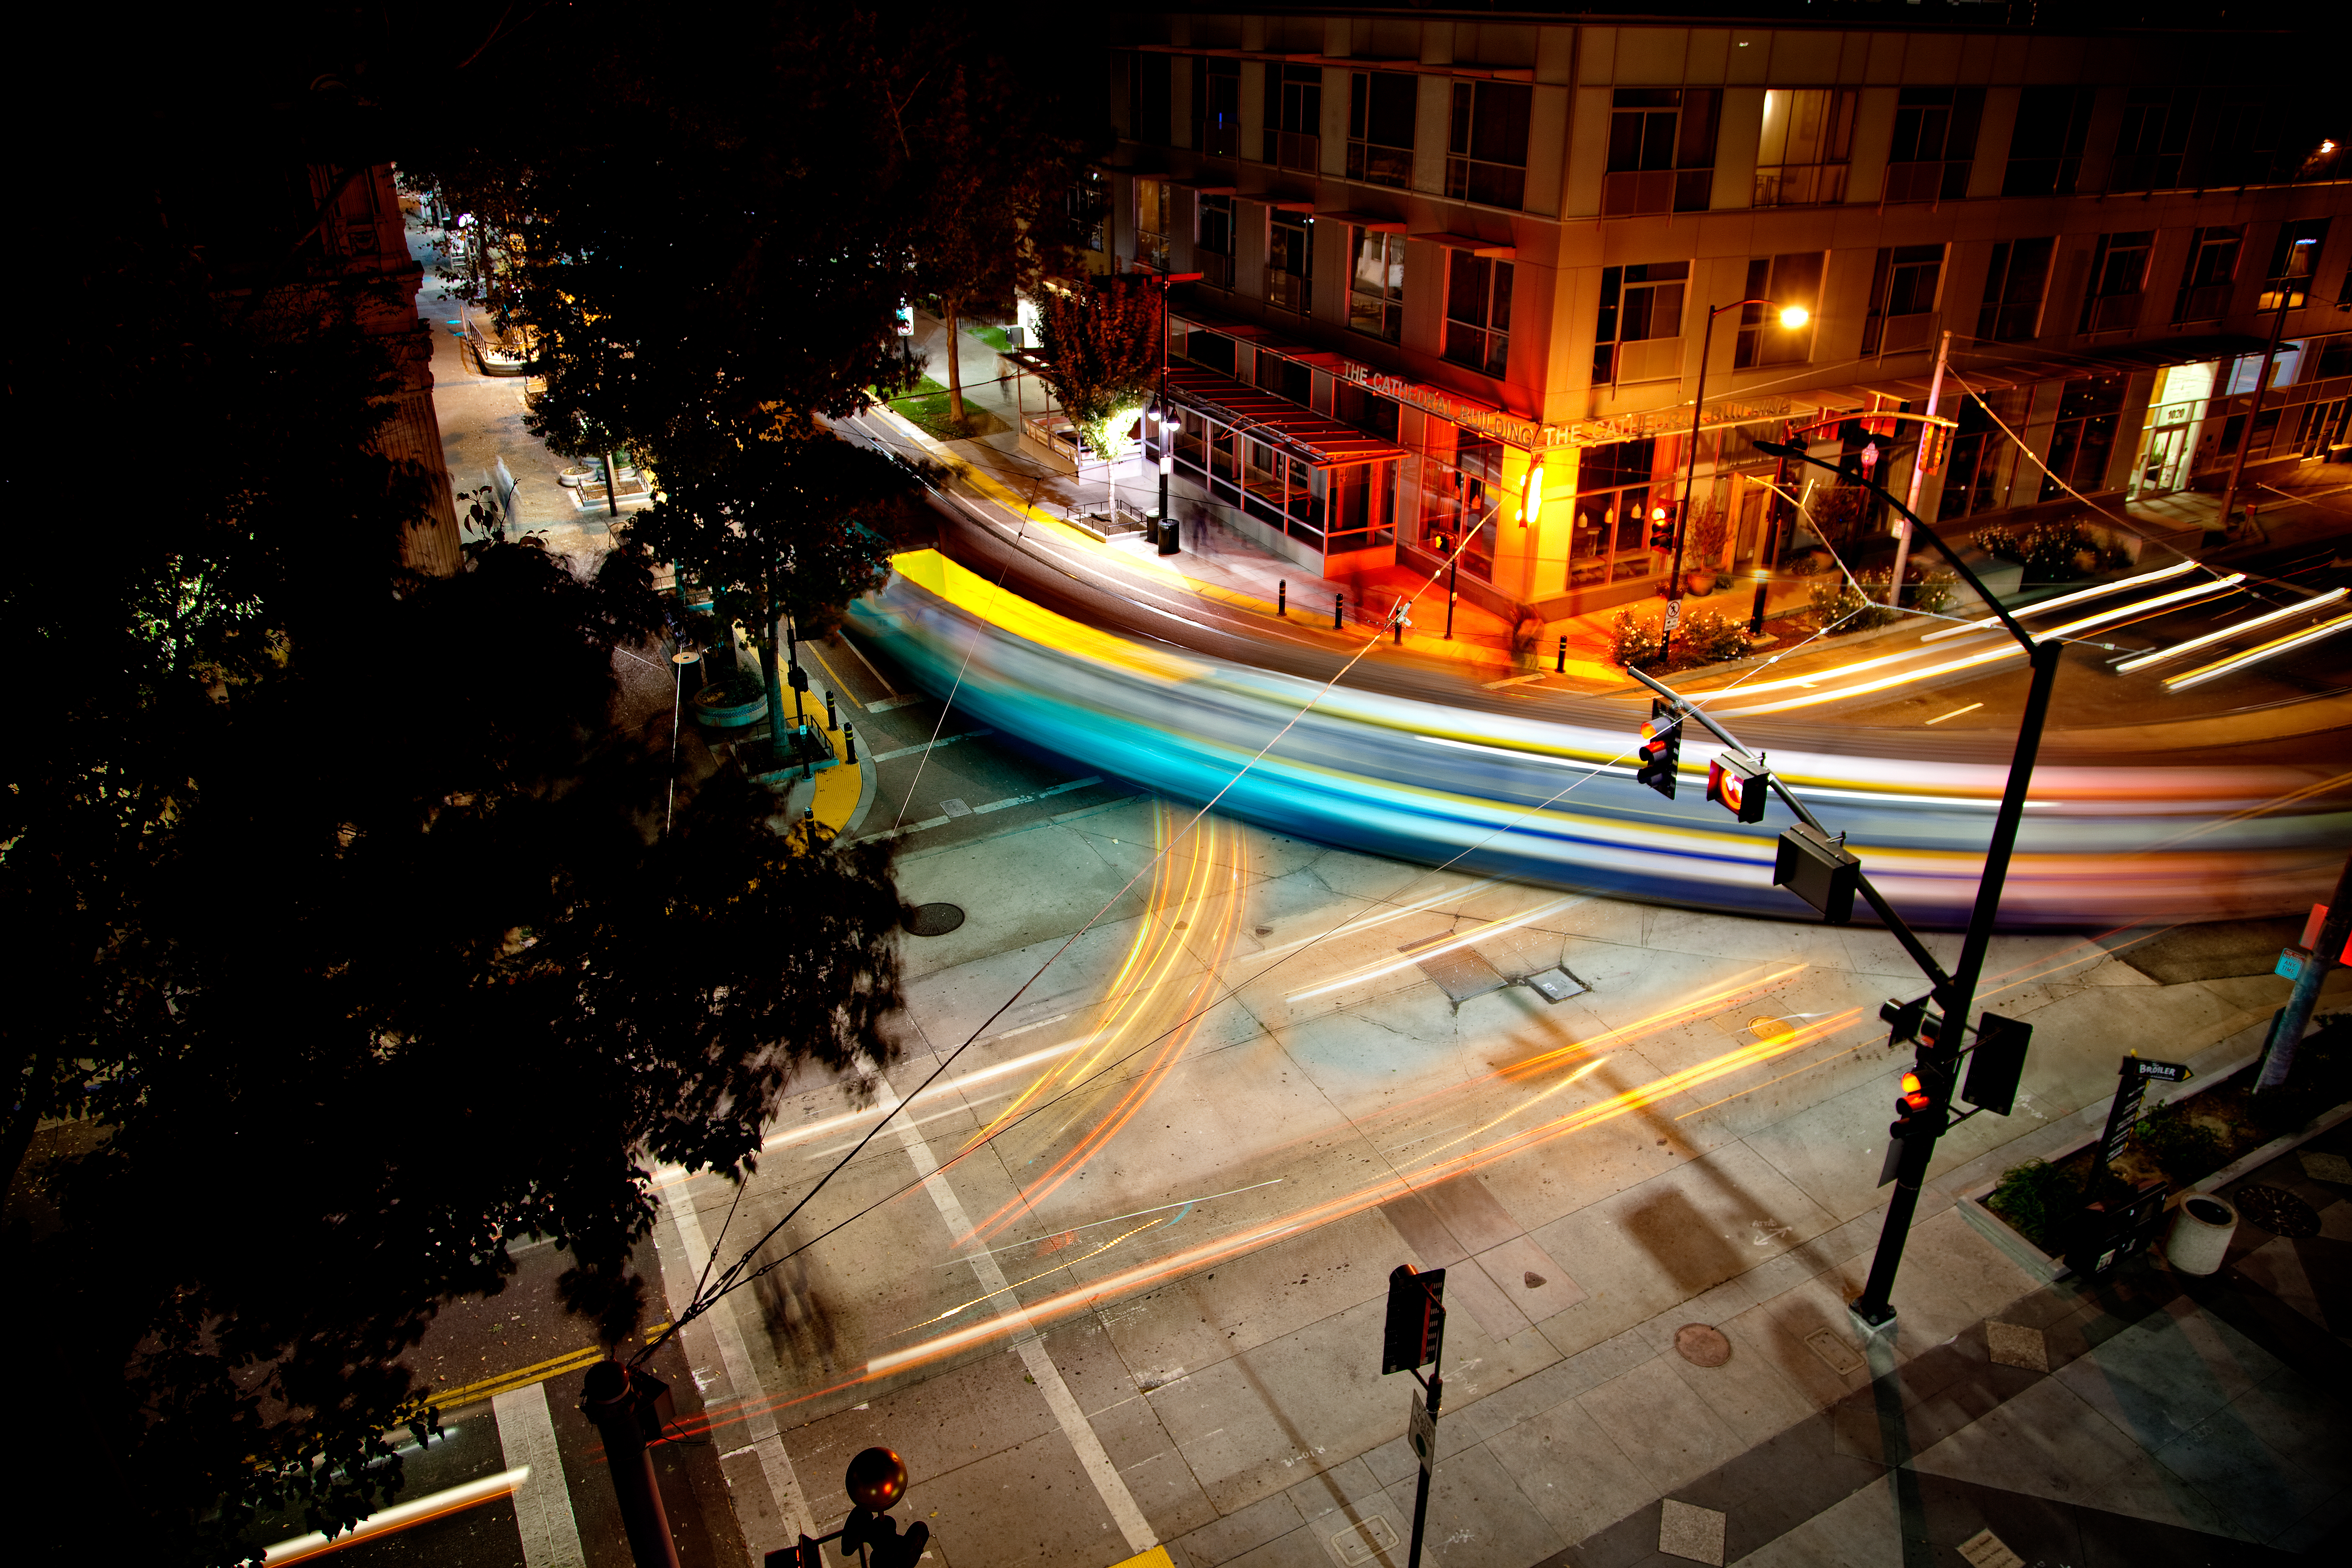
xmin=1754 ymin=88 xmax=1857 ymax=208
xmin=1445 ymin=80 xmax=1532 ymax=211
xmin=1603 ymin=88 xmax=1719 ymax=216
xmin=1592 ymin=261 xmax=1689 ymax=386
xmin=2259 ymin=219 xmax=2329 ymax=312
xmin=1193 ymin=57 xmax=1240 ymax=157
xmin=1349 ymin=227 xmax=1405 ymax=343
xmin=2174 ymin=225 xmax=2244 ymax=323
xmin=2003 ymin=86 xmax=2092 ymax=198
xmin=1195 ymin=194 xmax=1235 ymax=289
xmin=1861 ymin=243 xmax=1945 ymax=356
xmin=2108 ymin=87 xmax=2195 ymax=194
xmin=1734 ymin=253 xmax=1823 ymax=368
xmin=1442 ymin=252 xmax=1512 ymax=378
xmin=2080 ymin=230 xmax=2155 ymax=333
xmin=1135 ymin=178 xmax=1171 ymax=273
xmin=1267 ymin=210 xmax=1314 ymax=316
xmin=1883 ymin=87 xmax=1983 ymax=204
xmin=1977 ymin=237 xmax=2054 ymax=343
xmin=1347 ymin=71 xmax=1417 ymax=189
xmin=1264 ymin=64 xmax=1322 ymax=173
xmin=1569 ymin=437 xmax=1665 ymax=589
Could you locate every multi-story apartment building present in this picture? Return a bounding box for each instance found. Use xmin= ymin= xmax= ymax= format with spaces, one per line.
xmin=1093 ymin=8 xmax=2350 ymax=622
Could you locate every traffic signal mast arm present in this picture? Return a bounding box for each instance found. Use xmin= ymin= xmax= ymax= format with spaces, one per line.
xmin=1625 ymin=665 xmax=1958 ymax=1011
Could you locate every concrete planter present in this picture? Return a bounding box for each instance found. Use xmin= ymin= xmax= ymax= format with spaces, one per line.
xmin=2165 ymin=1194 xmax=2239 ymax=1275
xmin=692 ymin=686 xmax=768 ymax=727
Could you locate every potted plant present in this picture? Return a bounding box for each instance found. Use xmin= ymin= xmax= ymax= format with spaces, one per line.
xmin=1687 ymin=509 xmax=1728 ymax=596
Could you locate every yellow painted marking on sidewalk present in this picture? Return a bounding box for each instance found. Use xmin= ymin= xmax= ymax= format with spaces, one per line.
xmin=426 ymin=1324 xmax=670 ymax=1410
xmin=1108 ymin=1549 xmax=1175 ymax=1568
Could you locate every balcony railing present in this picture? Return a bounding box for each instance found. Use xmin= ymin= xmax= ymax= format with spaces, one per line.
xmin=1447 ymin=156 xmax=1527 ymax=211
xmin=1347 ymin=141 xmax=1413 ymax=188
xmin=1265 ymin=129 xmax=1319 ymax=172
xmin=1198 ymin=251 xmax=1234 ymax=289
xmin=1753 ymin=162 xmax=1848 ymax=208
xmin=1609 ymin=336 xmax=1684 ymax=385
xmin=1600 ymin=168 xmax=1711 ymax=217
xmin=1267 ymin=271 xmax=1310 ymax=315
xmin=1138 ymin=230 xmax=1171 ymax=273
xmin=1882 ymin=159 xmax=1968 ymax=204
xmin=1442 ymin=321 xmax=1508 ymax=377
xmin=1870 ymin=311 xmax=1937 ymax=356
xmin=2174 ymin=281 xmax=2234 ymax=322
xmin=2085 ymin=292 xmax=2145 ymax=333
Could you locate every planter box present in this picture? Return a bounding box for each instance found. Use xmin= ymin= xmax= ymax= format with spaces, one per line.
xmin=1959 ymin=1050 xmax=2352 ymax=1283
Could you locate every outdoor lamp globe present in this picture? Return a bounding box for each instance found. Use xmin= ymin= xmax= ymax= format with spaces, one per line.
xmin=1777 ymin=305 xmax=1810 ymax=329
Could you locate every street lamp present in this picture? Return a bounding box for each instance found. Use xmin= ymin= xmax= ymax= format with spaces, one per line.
xmin=1664 ymin=299 xmax=1808 ymax=659
xmin=1146 ymin=267 xmax=1204 ymax=554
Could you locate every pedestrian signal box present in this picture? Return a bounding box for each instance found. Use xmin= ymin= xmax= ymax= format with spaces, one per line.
xmin=1706 ymin=751 xmax=1769 ymax=822
xmin=1774 ymin=823 xmax=1860 ymax=925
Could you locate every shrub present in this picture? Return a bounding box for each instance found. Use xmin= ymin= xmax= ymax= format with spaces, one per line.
xmin=1970 ymin=520 xmax=2129 ymax=580
xmin=1683 ymin=608 xmax=1753 ymax=664
xmin=1808 ymin=576 xmax=1896 ymax=635
xmin=1610 ymin=606 xmax=1751 ymax=670
xmin=2133 ymin=1101 xmax=2228 ymax=1182
xmin=1987 ymin=1158 xmax=2077 ymax=1254
xmin=1909 ymin=570 xmax=1957 ymax=616
xmin=1610 ymin=608 xmax=1663 ymax=669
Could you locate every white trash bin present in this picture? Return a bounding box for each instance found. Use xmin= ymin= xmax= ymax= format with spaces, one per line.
xmin=2165 ymin=1194 xmax=2239 ymax=1276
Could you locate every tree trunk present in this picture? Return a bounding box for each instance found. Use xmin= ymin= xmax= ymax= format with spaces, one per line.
xmin=604 ymin=449 xmax=621 ymax=517
xmin=944 ymin=302 xmax=966 ymax=430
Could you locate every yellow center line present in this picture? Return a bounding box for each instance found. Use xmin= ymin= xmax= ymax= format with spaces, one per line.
xmin=424 ymin=1323 xmax=671 ymax=1409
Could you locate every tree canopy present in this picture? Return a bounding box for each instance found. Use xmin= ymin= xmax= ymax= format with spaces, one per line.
xmin=1034 ymin=275 xmax=1166 ymax=460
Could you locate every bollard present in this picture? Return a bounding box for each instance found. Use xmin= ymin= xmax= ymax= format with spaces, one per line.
xmin=1158 ymin=514 xmax=1180 ymax=555
xmin=1392 ymin=609 xmax=1403 ymax=645
xmin=843 ymin=722 xmax=857 ymax=764
xmin=581 ymin=1362 xmax=682 ymax=1568
xmin=826 ymin=689 xmax=839 ymax=731
xmin=1749 ymin=575 xmax=1770 ymax=638
xmin=1333 ymin=592 xmax=1344 ymax=630
xmin=802 ymin=726 xmax=815 ymax=781
xmin=1556 ymin=634 xmax=1568 ymax=673
xmin=1277 ymin=580 xmax=1287 ymax=617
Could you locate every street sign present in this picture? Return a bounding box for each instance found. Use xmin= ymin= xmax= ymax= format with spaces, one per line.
xmin=1406 ymin=1390 xmax=1436 ymax=1474
xmin=1663 ymin=598 xmax=1683 ymax=630
xmin=2094 ymin=1056 xmax=2187 ymax=1168
xmin=2126 ymin=1057 xmax=2193 ymax=1083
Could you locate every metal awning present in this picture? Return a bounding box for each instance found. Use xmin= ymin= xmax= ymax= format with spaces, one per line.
xmin=1165 ymin=366 xmax=1407 ymax=468
xmin=1412 ymin=231 xmax=1517 ymax=260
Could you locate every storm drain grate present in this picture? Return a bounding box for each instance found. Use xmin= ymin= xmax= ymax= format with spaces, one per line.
xmin=1403 ymin=939 xmax=1509 ymax=1006
xmin=904 ymin=903 xmax=967 ymax=937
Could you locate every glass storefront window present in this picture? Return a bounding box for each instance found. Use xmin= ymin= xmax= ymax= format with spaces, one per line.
xmin=1573 ymin=437 xmax=1663 ymax=586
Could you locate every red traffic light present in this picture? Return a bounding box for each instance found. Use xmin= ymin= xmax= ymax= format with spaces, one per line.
xmin=1898 ymin=1071 xmax=1932 ymax=1112
xmin=1705 ymin=751 xmax=1769 ymax=823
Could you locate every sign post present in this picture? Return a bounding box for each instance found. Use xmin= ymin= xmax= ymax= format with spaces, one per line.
xmin=2070 ymin=1056 xmax=2192 ymax=1279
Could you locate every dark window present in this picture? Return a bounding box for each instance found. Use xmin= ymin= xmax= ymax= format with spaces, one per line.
xmin=1446 ymin=81 xmax=1532 ymax=210
xmin=1349 ymin=228 xmax=1405 ymax=342
xmin=2260 ymin=218 xmax=2329 ymax=311
xmin=2003 ymin=87 xmax=2092 ymax=198
xmin=1592 ymin=261 xmax=1689 ymax=385
xmin=1348 ymin=72 xmax=1417 ymax=188
xmin=1264 ymin=64 xmax=1322 ymax=171
xmin=1734 ymin=253 xmax=1823 ymax=368
xmin=1443 ymin=253 xmax=1513 ymax=377
xmin=2174 ymin=226 xmax=2243 ymax=322
xmin=2080 ymin=231 xmax=2154 ymax=333
xmin=1335 ymin=383 xmax=1400 ymax=443
xmin=1185 ymin=330 xmax=1236 ymax=376
xmin=1196 ymin=193 xmax=1234 ymax=288
xmin=2196 ymin=94 xmax=2281 ymax=188
xmin=1602 ymin=88 xmax=1719 ymax=215
xmin=1193 ymin=57 xmax=1240 ymax=157
xmin=1862 ymin=244 xmax=1944 ymax=355
xmin=1267 ymin=211 xmax=1313 ymax=315
xmin=1069 ymin=173 xmax=1106 ymax=253
xmin=1129 ymin=53 xmax=1171 ymax=147
xmin=1884 ymin=88 xmax=1983 ymax=203
xmin=1256 ymin=351 xmax=1311 ymax=404
xmin=1136 ymin=179 xmax=1171 ymax=272
xmin=2110 ymin=88 xmax=2195 ymax=192
xmin=1938 ymin=391 xmax=2028 ymax=519
xmin=1754 ymin=89 xmax=1857 ymax=207
xmin=1977 ymin=237 xmax=2054 ymax=342
xmin=2039 ymin=378 xmax=2127 ymax=501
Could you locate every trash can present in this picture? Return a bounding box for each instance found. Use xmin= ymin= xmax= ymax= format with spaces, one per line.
xmin=2165 ymin=1194 xmax=2239 ymax=1276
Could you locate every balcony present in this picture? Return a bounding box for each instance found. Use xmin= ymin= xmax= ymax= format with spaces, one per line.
xmin=1198 ymin=252 xmax=1234 ymax=289
xmin=1265 ymin=130 xmax=1320 ymax=173
xmin=1347 ymin=141 xmax=1413 ymax=188
xmin=1137 ymin=230 xmax=1171 ymax=274
xmin=1447 ymin=156 xmax=1528 ymax=211
xmin=1753 ymin=162 xmax=1848 ymax=208
xmin=1267 ymin=271 xmax=1310 ymax=316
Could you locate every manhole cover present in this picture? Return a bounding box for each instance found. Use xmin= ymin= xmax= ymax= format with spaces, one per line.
xmin=2234 ymin=1184 xmax=2321 ymax=1237
xmin=1675 ymin=1323 xmax=1732 ymax=1367
xmin=904 ymin=903 xmax=966 ymax=937
xmin=1750 ymin=1016 xmax=1795 ymax=1042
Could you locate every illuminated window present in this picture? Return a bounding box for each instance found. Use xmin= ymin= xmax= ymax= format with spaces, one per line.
xmin=1754 ymin=89 xmax=1856 ymax=208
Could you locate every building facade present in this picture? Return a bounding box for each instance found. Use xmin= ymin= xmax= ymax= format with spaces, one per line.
xmin=1095 ymin=9 xmax=2351 ymax=621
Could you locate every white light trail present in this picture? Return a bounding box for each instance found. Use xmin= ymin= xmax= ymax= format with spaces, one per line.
xmin=2165 ymin=610 xmax=2352 ymax=691
xmin=1919 ymin=560 xmax=2200 ymax=642
xmin=1285 ymin=897 xmax=1578 ymax=1002
xmin=2116 ymin=587 xmax=2349 ymax=673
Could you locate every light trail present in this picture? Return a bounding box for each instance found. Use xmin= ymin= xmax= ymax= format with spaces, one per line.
xmin=1717 ymin=574 xmax=2246 ymax=716
xmin=1284 ymin=896 xmax=1580 ymax=1003
xmin=861 ymin=1012 xmax=1863 ymax=1379
xmin=256 ymin=1468 xmax=528 ymax=1564
xmin=2165 ymin=609 xmax=2352 ymax=690
xmin=897 ymin=1217 xmax=1168 ymax=1333
xmin=2115 ymin=586 xmax=2348 ymax=672
xmin=1918 ymin=560 xmax=2200 ymax=642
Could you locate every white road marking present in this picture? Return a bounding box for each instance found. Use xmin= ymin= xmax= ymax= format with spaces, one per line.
xmin=661 ymin=1195 xmax=817 ymax=1547
xmin=866 ymin=694 xmax=928 ymax=712
xmin=493 ymin=1384 xmax=586 ymax=1568
xmin=848 ymin=777 xmax=1106 ymax=844
xmin=870 ymin=729 xmax=995 ymax=763
xmin=878 ymin=1076 xmax=1158 ymax=1554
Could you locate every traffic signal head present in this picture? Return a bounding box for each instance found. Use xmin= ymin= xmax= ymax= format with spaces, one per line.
xmin=1898 ymin=1071 xmax=1932 ymax=1113
xmin=1961 ymin=1012 xmax=2033 ymax=1115
xmin=840 ymin=1511 xmax=930 ymax=1568
xmin=1706 ymin=751 xmax=1769 ymax=823
xmin=1776 ymin=823 xmax=1859 ymax=923
xmin=1638 ymin=699 xmax=1681 ymax=800
xmin=1381 ymin=1264 xmax=1446 ymax=1375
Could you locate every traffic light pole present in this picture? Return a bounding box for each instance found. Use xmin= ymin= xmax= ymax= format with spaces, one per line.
xmin=1405 ymin=1323 xmax=1444 ymax=1568
xmin=1687 ymin=442 xmax=2063 ymax=1328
